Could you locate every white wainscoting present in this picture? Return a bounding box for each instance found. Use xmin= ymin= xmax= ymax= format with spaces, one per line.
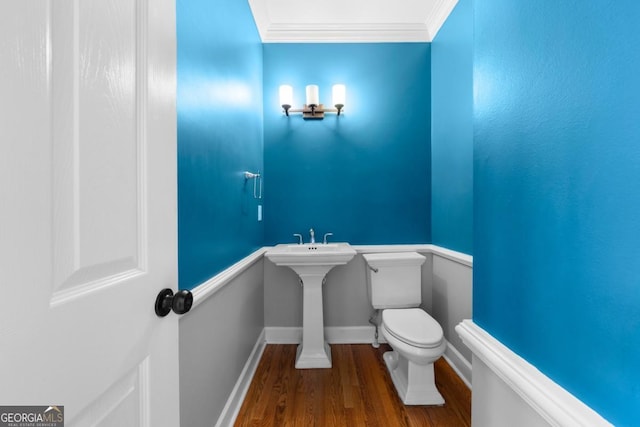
xmin=214 ymin=330 xmax=266 ymax=427
xmin=179 ymin=251 xmax=265 ymax=427
xmin=456 ymin=320 xmax=613 ymax=427
xmin=183 ymin=246 xmax=616 ymax=427
xmin=184 ymin=244 xmax=473 ymax=427
xmin=263 ymin=243 xmax=474 ymax=386
xmin=429 ymin=246 xmax=473 ymax=386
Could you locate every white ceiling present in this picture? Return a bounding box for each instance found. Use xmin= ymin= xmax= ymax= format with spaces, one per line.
xmin=248 ymin=0 xmax=459 ymax=43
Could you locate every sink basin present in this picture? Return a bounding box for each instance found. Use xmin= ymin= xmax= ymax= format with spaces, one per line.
xmin=266 ymin=243 xmax=356 ymax=267
xmin=265 ymin=242 xmax=356 ymax=369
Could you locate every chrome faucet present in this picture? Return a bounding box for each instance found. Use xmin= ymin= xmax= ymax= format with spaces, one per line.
xmin=309 ymin=228 xmax=315 ymax=244
xmin=323 ymin=232 xmax=333 ymax=244
xmin=293 ymin=233 xmax=303 ymax=244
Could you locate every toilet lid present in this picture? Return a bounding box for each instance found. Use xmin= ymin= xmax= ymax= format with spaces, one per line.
xmin=383 ymin=308 xmax=443 ymax=349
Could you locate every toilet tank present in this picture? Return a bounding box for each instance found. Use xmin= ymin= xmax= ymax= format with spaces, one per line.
xmin=362 ymin=252 xmax=425 ymax=309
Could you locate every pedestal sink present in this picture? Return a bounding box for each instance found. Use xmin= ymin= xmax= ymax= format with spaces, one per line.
xmin=265 ymin=243 xmax=356 ymax=368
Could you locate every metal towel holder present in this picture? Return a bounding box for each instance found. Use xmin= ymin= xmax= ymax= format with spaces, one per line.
xmin=244 ymin=171 xmax=262 ymax=199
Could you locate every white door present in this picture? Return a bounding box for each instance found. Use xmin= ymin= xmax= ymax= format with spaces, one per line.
xmin=0 ymin=0 xmax=179 ymax=425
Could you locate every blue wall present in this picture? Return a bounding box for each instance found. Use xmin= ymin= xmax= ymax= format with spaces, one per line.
xmin=473 ymin=1 xmax=640 ymax=424
xmin=263 ymin=44 xmax=431 ymax=245
xmin=431 ymin=0 xmax=473 ymax=255
xmin=177 ymin=0 xmax=263 ymax=289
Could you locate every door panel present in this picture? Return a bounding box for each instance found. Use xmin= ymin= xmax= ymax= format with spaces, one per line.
xmin=71 ymin=358 xmax=149 ymax=427
xmin=52 ymin=0 xmax=142 ymax=301
xmin=0 ymin=0 xmax=178 ymax=425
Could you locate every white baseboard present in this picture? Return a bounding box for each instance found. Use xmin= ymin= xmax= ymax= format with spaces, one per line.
xmin=263 ymin=327 xmax=471 ymax=388
xmin=456 ymin=320 xmax=612 ymax=427
xmin=215 ymin=329 xmax=266 ymax=427
xmin=264 ymin=326 xmax=382 ymax=345
xmin=326 ymin=326 xmax=381 ymax=343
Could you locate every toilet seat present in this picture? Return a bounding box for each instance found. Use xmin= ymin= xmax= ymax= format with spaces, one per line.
xmin=382 ymin=308 xmax=443 ymax=349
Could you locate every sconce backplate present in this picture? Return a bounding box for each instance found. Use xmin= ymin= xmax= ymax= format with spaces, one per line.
xmin=302 ymin=104 xmax=325 ymax=120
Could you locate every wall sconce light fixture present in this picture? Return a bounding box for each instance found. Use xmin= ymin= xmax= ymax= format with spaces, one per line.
xmin=279 ymin=84 xmax=346 ymax=120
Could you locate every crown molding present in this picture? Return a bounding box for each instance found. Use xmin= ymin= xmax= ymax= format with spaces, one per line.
xmin=248 ymin=0 xmax=458 ymax=43
xmin=426 ymin=0 xmax=459 ymax=41
xmin=258 ymin=23 xmax=431 ymax=43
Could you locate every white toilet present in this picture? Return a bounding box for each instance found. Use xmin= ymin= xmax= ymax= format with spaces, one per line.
xmin=363 ymin=252 xmax=446 ymax=406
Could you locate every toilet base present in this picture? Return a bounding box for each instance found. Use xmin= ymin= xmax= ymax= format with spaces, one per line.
xmin=383 ymin=351 xmax=445 ymax=406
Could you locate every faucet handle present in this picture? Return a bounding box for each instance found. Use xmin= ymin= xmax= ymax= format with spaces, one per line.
xmin=323 ymin=232 xmax=334 ymax=244
xmin=293 ymin=233 xmax=303 ymax=245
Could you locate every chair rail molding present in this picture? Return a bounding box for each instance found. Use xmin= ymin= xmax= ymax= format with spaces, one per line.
xmin=456 ymin=320 xmax=613 ymax=427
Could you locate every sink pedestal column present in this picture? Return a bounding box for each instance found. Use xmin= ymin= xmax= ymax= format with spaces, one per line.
xmin=295 ymin=271 xmax=331 ymax=369
xmin=264 ymin=243 xmax=356 ymax=370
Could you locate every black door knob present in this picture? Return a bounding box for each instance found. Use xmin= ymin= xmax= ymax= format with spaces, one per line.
xmin=172 ymin=289 xmax=193 ymax=315
xmin=155 ymin=288 xmax=193 ymax=317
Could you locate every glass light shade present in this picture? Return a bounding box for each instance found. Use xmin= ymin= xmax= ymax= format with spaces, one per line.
xmin=332 ymin=84 xmax=346 ymax=106
xmin=279 ymin=85 xmax=293 ymax=106
xmin=305 ymin=85 xmax=320 ymax=106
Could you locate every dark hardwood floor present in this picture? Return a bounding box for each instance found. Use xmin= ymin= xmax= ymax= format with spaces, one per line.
xmin=235 ymin=344 xmax=471 ymax=426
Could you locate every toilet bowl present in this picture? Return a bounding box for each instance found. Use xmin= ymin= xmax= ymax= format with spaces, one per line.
xmin=362 ymin=252 xmax=446 ymax=406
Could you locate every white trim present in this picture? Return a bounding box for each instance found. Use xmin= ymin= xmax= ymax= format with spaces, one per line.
xmin=262 ymin=328 xmax=472 ymax=388
xmin=428 ymin=245 xmax=473 ymax=267
xmin=443 ymin=339 xmax=472 ymax=388
xmin=257 ymin=23 xmax=431 ymax=44
xmin=191 ymin=247 xmax=266 ymax=309
xmin=214 ymin=329 xmax=267 ymax=427
xmin=353 ymin=244 xmax=433 ymax=253
xmin=263 ymin=329 xmax=471 ymax=389
xmin=426 ymin=0 xmax=459 ymax=41
xmin=264 ymin=326 xmax=382 ymax=345
xmin=247 ymin=0 xmax=458 ymax=43
xmin=326 ymin=326 xmax=380 ymax=343
xmin=247 ymin=0 xmax=269 ymax=42
xmin=353 ymin=244 xmax=472 ymax=267
xmin=189 ymin=244 xmax=471 ymax=310
xmin=456 ymin=320 xmax=613 ymax=427
xmin=186 ymin=244 xmax=473 ymax=426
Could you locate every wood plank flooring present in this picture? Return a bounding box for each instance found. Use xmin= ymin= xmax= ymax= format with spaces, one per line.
xmin=235 ymin=344 xmax=471 ymax=426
